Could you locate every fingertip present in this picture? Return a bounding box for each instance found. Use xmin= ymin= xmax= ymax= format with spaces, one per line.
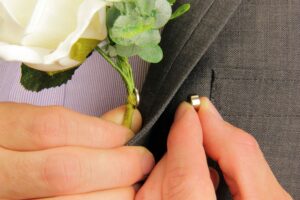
xmin=101 ymin=105 xmax=126 ymax=124
xmin=198 ymin=97 xmax=223 ymax=121
xmin=101 ymin=105 xmax=143 ymax=134
xmin=174 ymin=101 xmax=195 ymax=121
xmin=131 ymin=109 xmax=143 ymax=133
xmin=169 ymin=101 xmax=201 ymax=148
xmin=167 ymin=101 xmax=205 ymax=162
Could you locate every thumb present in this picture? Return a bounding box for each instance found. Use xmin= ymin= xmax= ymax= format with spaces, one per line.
xmin=101 ymin=105 xmax=142 ymax=134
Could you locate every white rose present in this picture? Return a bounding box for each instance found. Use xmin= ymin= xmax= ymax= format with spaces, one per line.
xmin=0 ymin=0 xmax=108 ymax=72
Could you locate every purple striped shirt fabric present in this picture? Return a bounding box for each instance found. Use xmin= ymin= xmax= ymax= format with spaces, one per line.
xmin=0 ymin=53 xmax=149 ymax=116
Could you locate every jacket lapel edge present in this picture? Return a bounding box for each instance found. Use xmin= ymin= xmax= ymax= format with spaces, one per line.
xmin=129 ymin=0 xmax=242 ymax=146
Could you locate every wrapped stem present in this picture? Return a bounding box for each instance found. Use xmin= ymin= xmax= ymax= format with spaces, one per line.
xmin=96 ymin=47 xmax=138 ymax=129
xmin=122 ymin=94 xmax=137 ymax=127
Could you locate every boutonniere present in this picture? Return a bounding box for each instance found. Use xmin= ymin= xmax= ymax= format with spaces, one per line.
xmin=0 ymin=0 xmax=189 ymax=128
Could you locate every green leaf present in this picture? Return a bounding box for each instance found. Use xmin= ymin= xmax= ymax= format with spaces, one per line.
xmin=116 ymin=44 xmax=139 ymax=57
xmin=110 ymin=15 xmax=155 ymax=45
xmin=70 ymin=38 xmax=100 ymax=62
xmin=125 ymin=2 xmax=138 ymax=15
xmin=113 ymin=2 xmax=126 ymax=14
xmin=20 ymin=64 xmax=78 ymax=92
xmin=168 ymin=0 xmax=176 ymax=5
xmin=137 ymin=44 xmax=163 ymax=63
xmin=136 ymin=0 xmax=155 ymax=15
xmin=107 ymin=6 xmax=121 ymax=29
xmin=134 ymin=30 xmax=161 ymax=46
xmin=154 ymin=0 xmax=172 ymax=28
xmin=108 ymin=45 xmax=118 ymax=57
xmin=171 ymin=4 xmax=190 ymax=20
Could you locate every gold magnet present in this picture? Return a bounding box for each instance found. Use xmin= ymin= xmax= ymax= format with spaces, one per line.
xmin=189 ymin=95 xmax=201 ymax=111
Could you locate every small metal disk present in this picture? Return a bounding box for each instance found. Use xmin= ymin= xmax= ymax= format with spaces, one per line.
xmin=189 ymin=95 xmax=201 ymax=111
xmin=133 ymin=88 xmax=140 ymax=108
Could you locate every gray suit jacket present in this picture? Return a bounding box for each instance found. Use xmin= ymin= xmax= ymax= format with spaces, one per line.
xmin=130 ymin=0 xmax=300 ymax=198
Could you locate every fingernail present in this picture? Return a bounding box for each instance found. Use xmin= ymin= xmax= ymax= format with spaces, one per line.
xmin=101 ymin=106 xmax=125 ymax=124
xmin=174 ymin=102 xmax=194 ymax=121
xmin=139 ymin=148 xmax=155 ymax=175
xmin=201 ymin=97 xmax=223 ymax=120
xmin=101 ymin=106 xmax=142 ymax=134
xmin=130 ymin=109 xmax=142 ymax=133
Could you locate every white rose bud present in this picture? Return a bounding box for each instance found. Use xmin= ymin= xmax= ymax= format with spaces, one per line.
xmin=0 ymin=0 xmax=108 ymax=72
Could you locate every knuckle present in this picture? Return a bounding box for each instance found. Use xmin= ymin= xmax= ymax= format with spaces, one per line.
xmin=42 ymin=153 xmax=82 ymax=194
xmin=227 ymin=123 xmax=260 ymax=151
xmin=236 ymin=130 xmax=259 ymax=149
xmin=29 ymin=106 xmax=69 ymax=148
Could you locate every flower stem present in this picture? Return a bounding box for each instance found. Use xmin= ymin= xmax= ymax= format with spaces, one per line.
xmin=95 ymin=47 xmax=138 ymax=129
xmin=123 ymin=95 xmax=136 ymax=127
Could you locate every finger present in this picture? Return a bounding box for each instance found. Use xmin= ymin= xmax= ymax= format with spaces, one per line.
xmin=198 ymin=97 xmax=291 ymax=199
xmin=0 ymin=103 xmax=137 ymax=151
xmin=36 ymin=187 xmax=136 ymax=200
xmin=163 ymin=102 xmax=216 ymax=200
xmin=0 ymin=146 xmax=154 ymax=199
xmin=101 ymin=105 xmax=142 ymax=133
xmin=136 ymin=155 xmax=167 ymax=200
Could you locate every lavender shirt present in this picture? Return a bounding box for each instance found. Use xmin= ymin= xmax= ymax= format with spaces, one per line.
xmin=0 ymin=53 xmax=149 ymax=116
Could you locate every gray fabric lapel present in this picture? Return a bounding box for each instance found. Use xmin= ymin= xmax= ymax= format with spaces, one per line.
xmin=138 ymin=0 xmax=215 ymax=121
xmin=129 ymin=0 xmax=242 ymax=145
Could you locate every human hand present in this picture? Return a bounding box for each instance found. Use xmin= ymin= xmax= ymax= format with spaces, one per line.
xmin=0 ymin=103 xmax=154 ymax=200
xmin=136 ymin=98 xmax=292 ymax=200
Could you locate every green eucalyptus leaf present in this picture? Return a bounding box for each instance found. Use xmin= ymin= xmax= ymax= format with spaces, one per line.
xmin=116 ymin=44 xmax=139 ymax=57
xmin=107 ymin=6 xmax=121 ymax=28
xmin=126 ymin=2 xmax=139 ymax=15
xmin=171 ymin=4 xmax=190 ymax=20
xmin=105 ymin=0 xmax=189 ymax=63
xmin=136 ymin=0 xmax=155 ymax=15
xmin=137 ymin=44 xmax=163 ymax=63
xmin=70 ymin=38 xmax=100 ymax=62
xmin=154 ymin=0 xmax=172 ymax=28
xmin=113 ymin=2 xmax=126 ymax=14
xmin=110 ymin=15 xmax=155 ymax=45
xmin=20 ymin=64 xmax=78 ymax=92
xmin=134 ymin=30 xmax=161 ymax=46
xmin=168 ymin=0 xmax=176 ymax=5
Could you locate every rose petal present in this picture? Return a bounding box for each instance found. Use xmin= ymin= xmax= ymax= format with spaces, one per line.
xmin=0 ymin=2 xmax=24 ymax=43
xmin=0 ymin=0 xmax=37 ymax=27
xmin=0 ymin=42 xmax=49 ymax=63
xmin=44 ymin=0 xmax=107 ymax=69
xmin=22 ymin=0 xmax=84 ymax=49
xmin=0 ymin=0 xmax=107 ymax=71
